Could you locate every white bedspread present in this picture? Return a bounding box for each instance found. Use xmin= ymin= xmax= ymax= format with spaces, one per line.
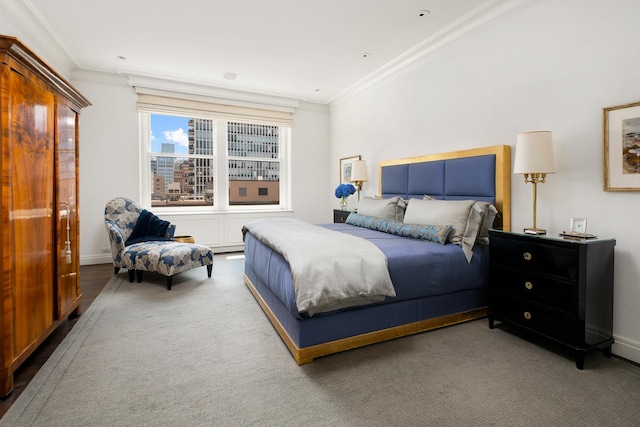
xmin=243 ymin=218 xmax=395 ymax=316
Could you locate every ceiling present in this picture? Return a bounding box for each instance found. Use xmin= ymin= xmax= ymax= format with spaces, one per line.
xmin=11 ymin=0 xmax=493 ymax=104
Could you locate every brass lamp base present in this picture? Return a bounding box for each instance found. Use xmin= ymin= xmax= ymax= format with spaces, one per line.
xmin=523 ymin=227 xmax=546 ymax=235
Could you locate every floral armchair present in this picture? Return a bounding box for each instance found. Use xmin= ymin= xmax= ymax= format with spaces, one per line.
xmin=104 ymin=197 xmax=213 ymax=290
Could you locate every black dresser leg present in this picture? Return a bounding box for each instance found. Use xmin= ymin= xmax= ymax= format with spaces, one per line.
xmin=575 ymin=351 xmax=586 ymax=370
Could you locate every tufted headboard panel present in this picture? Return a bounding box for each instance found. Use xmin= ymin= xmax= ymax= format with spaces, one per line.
xmin=379 ymin=145 xmax=511 ymax=229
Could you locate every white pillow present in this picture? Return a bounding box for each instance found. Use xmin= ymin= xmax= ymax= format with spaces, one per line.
xmin=475 ymin=202 xmax=499 ymax=246
xmin=358 ymin=196 xmax=406 ymax=222
xmin=404 ymin=198 xmax=475 ymax=245
xmin=405 ymin=198 xmax=483 ymax=262
xmin=425 ymin=195 xmax=498 ymax=247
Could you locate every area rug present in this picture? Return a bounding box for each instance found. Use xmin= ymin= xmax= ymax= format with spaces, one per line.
xmin=2 ymin=254 xmax=640 ymax=426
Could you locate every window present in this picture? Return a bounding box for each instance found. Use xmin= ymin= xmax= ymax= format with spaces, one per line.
xmin=227 ymin=122 xmax=280 ymax=206
xmin=142 ymin=113 xmax=289 ymax=210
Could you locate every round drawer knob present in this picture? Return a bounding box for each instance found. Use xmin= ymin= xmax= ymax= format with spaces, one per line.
xmin=523 ymin=252 xmax=532 ymax=261
xmin=525 ymin=281 xmax=533 ymax=290
xmin=523 ymin=311 xmax=532 ymax=320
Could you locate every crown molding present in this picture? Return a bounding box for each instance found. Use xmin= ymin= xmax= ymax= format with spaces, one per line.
xmin=0 ymin=0 xmax=79 ymax=78
xmin=70 ymin=69 xmax=129 ymax=86
xmin=329 ymin=0 xmax=537 ymax=108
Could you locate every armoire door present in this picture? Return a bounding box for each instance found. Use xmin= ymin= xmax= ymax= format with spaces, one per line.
xmin=8 ymin=67 xmax=56 ymax=354
xmin=56 ymin=102 xmax=81 ymax=318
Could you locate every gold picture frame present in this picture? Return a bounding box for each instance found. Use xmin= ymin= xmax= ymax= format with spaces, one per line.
xmin=603 ymin=100 xmax=640 ymax=191
xmin=339 ymin=155 xmax=361 ymax=184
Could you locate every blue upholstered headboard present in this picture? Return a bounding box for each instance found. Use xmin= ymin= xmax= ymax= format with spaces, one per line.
xmin=378 ymin=145 xmax=511 ymax=229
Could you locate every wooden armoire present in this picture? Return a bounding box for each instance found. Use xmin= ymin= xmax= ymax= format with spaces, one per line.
xmin=0 ymin=36 xmax=91 ymax=398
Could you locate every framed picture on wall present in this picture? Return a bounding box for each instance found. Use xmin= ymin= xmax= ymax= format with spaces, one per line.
xmin=603 ymin=100 xmax=640 ymax=191
xmin=339 ymin=155 xmax=361 ymax=184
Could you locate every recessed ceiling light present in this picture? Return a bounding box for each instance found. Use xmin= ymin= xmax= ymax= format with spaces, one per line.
xmin=223 ymin=72 xmax=238 ymax=81
xmin=419 ymin=10 xmax=430 ymax=17
xmin=117 ymin=55 xmax=126 ymax=60
xmin=362 ymin=53 xmax=371 ymax=58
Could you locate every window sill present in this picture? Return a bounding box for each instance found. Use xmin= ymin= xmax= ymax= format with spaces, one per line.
xmin=154 ymin=208 xmax=293 ymax=217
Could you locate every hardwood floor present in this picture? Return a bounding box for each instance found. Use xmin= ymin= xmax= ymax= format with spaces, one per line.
xmin=0 ymin=263 xmax=114 ymax=419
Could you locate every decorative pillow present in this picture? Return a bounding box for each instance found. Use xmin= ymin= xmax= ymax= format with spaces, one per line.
xmin=404 ymin=198 xmax=475 ymax=244
xmin=475 ymin=202 xmax=499 ymax=246
xmin=358 ymin=196 xmax=406 ymax=222
xmin=424 ymin=195 xmax=499 ymax=247
xmin=125 ymin=209 xmax=171 ymax=246
xmin=346 ymin=213 xmax=451 ymax=245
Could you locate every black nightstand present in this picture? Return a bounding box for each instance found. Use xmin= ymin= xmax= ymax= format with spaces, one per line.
xmin=333 ymin=209 xmax=353 ymax=223
xmin=488 ymin=229 xmax=615 ymax=369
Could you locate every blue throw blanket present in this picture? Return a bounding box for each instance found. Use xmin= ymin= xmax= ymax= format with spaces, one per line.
xmin=125 ymin=209 xmax=172 ymax=246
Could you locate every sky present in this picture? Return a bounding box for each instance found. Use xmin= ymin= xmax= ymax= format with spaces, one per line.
xmin=150 ymin=114 xmax=189 ymax=154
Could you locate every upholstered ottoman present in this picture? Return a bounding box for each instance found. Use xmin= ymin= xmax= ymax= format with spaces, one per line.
xmin=129 ymin=242 xmax=214 ymax=290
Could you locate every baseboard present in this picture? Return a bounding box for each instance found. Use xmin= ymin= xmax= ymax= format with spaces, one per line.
xmin=612 ymin=334 xmax=640 ymax=365
xmin=81 ymin=254 xmax=112 ymax=265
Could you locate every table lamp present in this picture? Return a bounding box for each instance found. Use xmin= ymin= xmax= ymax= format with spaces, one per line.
xmin=350 ymin=160 xmax=368 ymax=201
xmin=513 ymin=131 xmax=555 ymax=235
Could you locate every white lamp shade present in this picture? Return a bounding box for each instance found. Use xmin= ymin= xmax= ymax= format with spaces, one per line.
xmin=350 ymin=160 xmax=368 ymax=182
xmin=513 ymin=131 xmax=556 ymax=174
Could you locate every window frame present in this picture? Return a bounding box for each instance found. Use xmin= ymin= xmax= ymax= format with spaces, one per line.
xmin=139 ymin=112 xmax=290 ymax=213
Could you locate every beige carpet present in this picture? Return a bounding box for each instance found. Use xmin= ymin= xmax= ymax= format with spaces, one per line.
xmin=2 ymin=253 xmax=640 ymax=426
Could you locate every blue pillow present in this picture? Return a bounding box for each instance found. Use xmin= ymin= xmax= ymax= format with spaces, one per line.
xmin=125 ymin=209 xmax=171 ymax=246
xmin=345 ymin=213 xmax=452 ymax=245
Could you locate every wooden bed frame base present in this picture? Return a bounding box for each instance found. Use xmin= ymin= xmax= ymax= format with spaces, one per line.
xmin=244 ymin=273 xmax=487 ymax=365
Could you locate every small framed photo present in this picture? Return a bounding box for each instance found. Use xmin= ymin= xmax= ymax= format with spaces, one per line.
xmin=339 ymin=155 xmax=361 ymax=184
xmin=570 ymin=217 xmax=587 ymax=234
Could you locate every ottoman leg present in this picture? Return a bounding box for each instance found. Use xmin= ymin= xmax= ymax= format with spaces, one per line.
xmin=136 ymin=270 xmax=144 ymax=283
xmin=167 ymin=276 xmax=173 ymax=291
xmin=207 ymin=264 xmax=213 ymax=278
xmin=128 ymin=269 xmax=135 ymax=283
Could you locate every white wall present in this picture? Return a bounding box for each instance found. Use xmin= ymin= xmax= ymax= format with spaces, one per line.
xmin=329 ymin=0 xmax=640 ymax=363
xmin=73 ymin=77 xmax=330 ymax=264
xmin=291 ymin=102 xmax=331 ymax=223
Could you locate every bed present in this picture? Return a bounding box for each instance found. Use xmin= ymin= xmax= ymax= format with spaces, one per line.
xmin=243 ymin=145 xmax=511 ymax=364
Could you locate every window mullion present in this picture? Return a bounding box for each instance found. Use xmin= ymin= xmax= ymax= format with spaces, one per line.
xmin=217 ymin=120 xmax=229 ymax=209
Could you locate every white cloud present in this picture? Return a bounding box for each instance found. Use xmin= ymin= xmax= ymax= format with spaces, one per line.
xmin=151 ymin=130 xmax=156 ymax=141
xmin=163 ymin=128 xmax=188 ymax=148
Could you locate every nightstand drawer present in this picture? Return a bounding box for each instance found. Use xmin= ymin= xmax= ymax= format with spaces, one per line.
xmin=491 ymin=237 xmax=578 ymax=281
xmin=490 ymin=266 xmax=576 ymax=312
xmin=333 ymin=209 xmax=352 ymax=223
xmin=490 ymin=293 xmax=577 ymax=346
